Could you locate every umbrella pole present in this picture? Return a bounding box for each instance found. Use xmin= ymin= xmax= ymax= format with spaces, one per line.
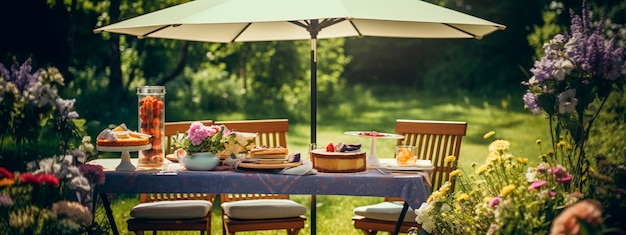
xmin=310 ymin=36 xmax=318 ymax=235
xmin=310 ymin=38 xmax=317 ymax=145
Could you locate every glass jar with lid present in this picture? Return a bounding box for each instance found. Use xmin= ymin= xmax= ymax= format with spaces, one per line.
xmin=137 ymin=86 xmax=165 ymax=169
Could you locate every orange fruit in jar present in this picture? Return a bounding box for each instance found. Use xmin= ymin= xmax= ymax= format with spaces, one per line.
xmin=397 ymin=148 xmax=413 ymax=163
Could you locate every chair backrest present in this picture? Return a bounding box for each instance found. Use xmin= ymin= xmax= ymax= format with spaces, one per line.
xmin=213 ymin=119 xmax=289 ymax=148
xmin=220 ymin=193 xmax=290 ymax=203
xmin=164 ymin=120 xmax=213 ymax=154
xmin=394 ymin=119 xmax=467 ymax=191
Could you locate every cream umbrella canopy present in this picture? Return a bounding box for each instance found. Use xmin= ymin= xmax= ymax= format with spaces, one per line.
xmin=94 ymin=0 xmax=505 ymax=145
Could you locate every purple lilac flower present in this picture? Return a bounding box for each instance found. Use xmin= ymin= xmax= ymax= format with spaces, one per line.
xmin=565 ymin=6 xmax=626 ymax=81
xmin=3 ymin=60 xmax=41 ymax=92
xmin=489 ymin=197 xmax=502 ymax=207
xmin=56 ymin=98 xmax=79 ymax=119
xmin=529 ymin=180 xmax=548 ymax=190
xmin=523 ymin=92 xmax=542 ymax=114
xmin=530 ymin=59 xmax=555 ymax=82
xmin=550 ymin=191 xmax=557 ymax=197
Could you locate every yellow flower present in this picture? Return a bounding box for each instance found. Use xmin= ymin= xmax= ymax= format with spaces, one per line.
xmin=440 ymin=182 xmax=452 ymax=195
xmin=476 ymin=165 xmax=489 ymax=175
xmin=501 ymin=184 xmax=516 ymax=196
xmin=536 ymin=139 xmax=542 ymax=145
xmin=557 ymin=140 xmax=567 ymax=148
xmin=546 ymin=150 xmax=555 ymax=156
xmin=444 ymin=155 xmax=457 ymax=163
xmin=427 ymin=191 xmax=442 ymax=203
xmin=449 ymin=170 xmax=461 ymax=177
xmin=456 ymin=193 xmax=470 ymax=202
xmin=515 ymin=158 xmax=528 ymax=164
xmin=489 ymin=140 xmax=510 ymax=152
xmin=483 ymin=131 xmax=495 ymax=139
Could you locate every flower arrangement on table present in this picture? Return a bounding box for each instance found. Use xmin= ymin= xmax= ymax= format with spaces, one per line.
xmin=172 ymin=122 xmax=255 ymax=158
xmin=0 ymin=138 xmax=106 ymax=234
xmin=414 ymin=133 xmax=598 ymax=235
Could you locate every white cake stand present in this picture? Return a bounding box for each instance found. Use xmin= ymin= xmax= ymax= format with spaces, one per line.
xmin=97 ymin=144 xmax=152 ymax=171
xmin=344 ymin=131 xmax=404 ymax=167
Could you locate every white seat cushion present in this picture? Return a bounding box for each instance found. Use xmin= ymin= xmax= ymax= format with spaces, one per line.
xmin=353 ymin=201 xmax=417 ymax=222
xmin=221 ymin=199 xmax=306 ymax=219
xmin=130 ymin=200 xmax=212 ymax=219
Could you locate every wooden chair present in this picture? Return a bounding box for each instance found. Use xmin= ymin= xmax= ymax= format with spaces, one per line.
xmin=127 ymin=120 xmax=215 ymax=235
xmin=213 ymin=119 xmax=306 ymax=235
xmin=220 ymin=193 xmax=306 ymax=235
xmin=213 ymin=119 xmax=289 ymax=148
xmin=352 ymin=119 xmax=467 ymax=235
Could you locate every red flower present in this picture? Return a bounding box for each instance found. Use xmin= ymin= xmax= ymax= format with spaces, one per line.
xmin=19 ymin=172 xmax=60 ymax=187
xmin=79 ymin=164 xmax=105 ymax=185
xmin=19 ymin=172 xmax=41 ymax=185
xmin=0 ymin=167 xmax=13 ymax=180
xmin=38 ymin=173 xmax=60 ymax=187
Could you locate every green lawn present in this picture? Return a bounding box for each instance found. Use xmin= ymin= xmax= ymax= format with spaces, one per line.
xmin=99 ymin=92 xmax=551 ymax=234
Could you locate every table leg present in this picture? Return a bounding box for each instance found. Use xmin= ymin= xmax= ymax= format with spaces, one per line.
xmin=393 ymin=202 xmax=409 ymax=235
xmin=99 ymin=193 xmax=120 ymax=235
xmin=311 ymin=195 xmax=317 ymax=234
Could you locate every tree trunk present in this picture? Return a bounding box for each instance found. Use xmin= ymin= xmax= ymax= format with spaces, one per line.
xmin=107 ymin=0 xmax=123 ymax=93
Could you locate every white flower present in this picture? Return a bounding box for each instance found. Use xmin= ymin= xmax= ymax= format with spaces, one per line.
xmin=526 ymin=167 xmax=537 ymax=182
xmin=557 ymin=89 xmax=578 ymax=114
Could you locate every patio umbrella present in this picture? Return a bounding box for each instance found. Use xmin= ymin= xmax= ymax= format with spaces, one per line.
xmin=93 ymin=0 xmax=506 ymax=145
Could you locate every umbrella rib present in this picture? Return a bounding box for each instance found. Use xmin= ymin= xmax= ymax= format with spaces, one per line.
xmin=231 ymin=23 xmax=252 ymax=42
xmin=289 ymin=18 xmax=347 ymax=38
xmin=442 ymin=23 xmax=481 ymax=39
xmin=140 ymin=24 xmax=180 ymax=39
xmin=346 ymin=19 xmax=362 ymax=37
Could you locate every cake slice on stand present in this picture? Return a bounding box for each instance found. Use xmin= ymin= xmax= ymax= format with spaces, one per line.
xmin=96 ymin=123 xmax=152 ymax=171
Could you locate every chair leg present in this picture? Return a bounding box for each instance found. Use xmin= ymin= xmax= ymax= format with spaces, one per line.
xmin=287 ymin=228 xmax=301 ymax=235
xmin=359 ymin=229 xmax=377 ymax=235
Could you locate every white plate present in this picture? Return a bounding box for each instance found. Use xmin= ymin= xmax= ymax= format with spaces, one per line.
xmin=378 ymin=158 xmax=434 ymax=171
xmin=344 ymin=131 xmax=404 ymax=139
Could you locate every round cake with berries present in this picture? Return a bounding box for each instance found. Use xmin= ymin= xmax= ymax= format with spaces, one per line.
xmin=310 ymin=143 xmax=366 ymax=173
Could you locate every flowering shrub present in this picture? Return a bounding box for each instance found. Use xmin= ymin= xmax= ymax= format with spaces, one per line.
xmin=0 ymin=59 xmax=86 ymax=171
xmin=0 ymin=58 xmax=105 ymax=234
xmin=415 ymin=134 xmax=586 ymax=235
xmin=0 ymin=139 xmax=105 ymax=234
xmin=172 ymin=122 xmax=255 ymax=157
xmin=521 ymin=3 xmax=626 ymax=192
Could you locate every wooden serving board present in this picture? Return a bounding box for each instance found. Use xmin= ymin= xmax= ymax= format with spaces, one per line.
xmin=238 ymin=161 xmax=302 ymax=169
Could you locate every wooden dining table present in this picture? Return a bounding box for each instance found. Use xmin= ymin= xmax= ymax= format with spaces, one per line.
xmin=90 ymin=159 xmax=430 ymax=235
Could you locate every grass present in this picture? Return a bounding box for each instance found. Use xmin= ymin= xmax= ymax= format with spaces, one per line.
xmin=100 ymin=87 xmax=552 ymax=234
